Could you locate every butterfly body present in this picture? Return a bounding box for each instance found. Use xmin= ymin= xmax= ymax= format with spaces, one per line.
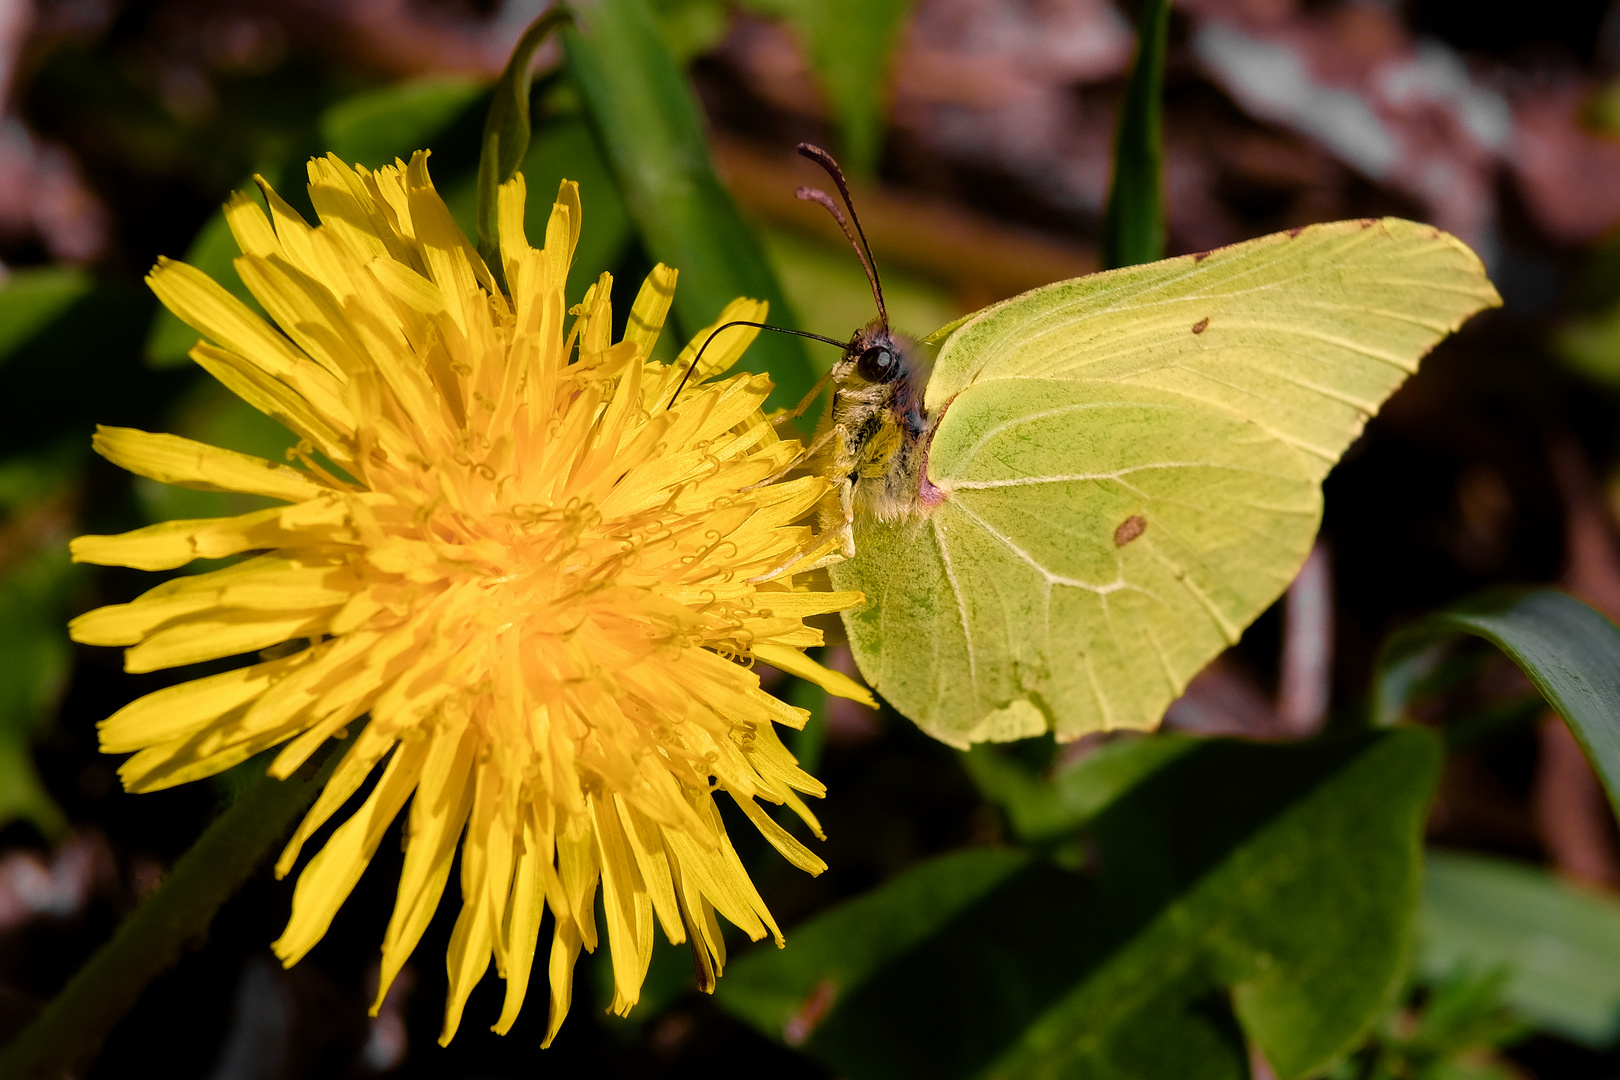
xmin=807 ymin=322 xmax=936 ymax=562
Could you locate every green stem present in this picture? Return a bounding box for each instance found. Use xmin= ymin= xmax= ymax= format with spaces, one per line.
xmin=477 ymin=8 xmax=575 ymax=295
xmin=1102 ymin=0 xmax=1171 ymax=270
xmin=0 ymin=738 xmax=351 ymax=1080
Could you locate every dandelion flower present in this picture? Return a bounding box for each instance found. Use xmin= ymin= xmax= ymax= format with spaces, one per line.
xmin=68 ymin=151 xmax=871 ymax=1045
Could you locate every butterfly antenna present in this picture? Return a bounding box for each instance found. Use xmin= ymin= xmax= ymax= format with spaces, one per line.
xmin=667 ymin=320 xmax=846 ymax=411
xmin=795 ymin=142 xmax=888 ymax=328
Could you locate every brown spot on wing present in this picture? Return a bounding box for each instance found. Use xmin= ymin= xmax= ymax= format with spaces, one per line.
xmin=1194 ymin=251 xmax=1211 ymax=262
xmin=1287 ymin=226 xmax=1305 ymax=238
xmin=1113 ymin=514 xmax=1146 ymax=547
xmin=1191 ymin=317 xmax=1209 ymax=334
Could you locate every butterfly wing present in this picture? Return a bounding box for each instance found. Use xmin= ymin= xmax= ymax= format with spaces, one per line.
xmin=830 ymin=218 xmax=1500 ymax=746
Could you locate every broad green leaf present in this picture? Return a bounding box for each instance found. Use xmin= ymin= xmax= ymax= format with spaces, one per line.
xmin=1102 ymin=0 xmax=1170 ymax=269
xmin=477 ymin=10 xmax=574 ymax=291
xmin=738 ymin=0 xmax=914 ymax=177
xmin=1376 ymin=589 xmax=1620 ymax=823
xmin=1421 ymin=851 xmax=1620 ymax=1048
xmin=564 ymin=0 xmax=814 ymax=408
xmin=720 ymin=729 xmax=1442 ymax=1080
xmin=0 ymin=267 xmax=93 ymax=364
xmin=718 ymin=846 xmax=1032 ymax=1038
xmin=960 ymin=733 xmax=1197 ymax=845
xmin=0 ymin=547 xmax=76 ymax=840
xmin=835 ymin=219 xmax=1500 ymax=746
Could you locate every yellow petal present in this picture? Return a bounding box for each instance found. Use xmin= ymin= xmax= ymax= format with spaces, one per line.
xmin=93 ymin=426 xmax=324 ymax=503
xmin=671 ymin=298 xmax=769 ymax=387
xmin=222 ymin=190 xmax=280 ymax=259
xmin=276 ymin=723 xmax=399 ymax=876
xmin=541 ymin=918 xmax=582 ymax=1049
xmin=374 ymin=714 xmax=478 ymax=1011
xmin=552 ymin=179 xmax=582 ymax=270
xmin=124 ymin=608 xmax=334 ymax=673
xmin=752 ymin=642 xmax=877 ymax=707
xmin=148 ymin=258 xmax=348 ymax=418
xmin=591 ymin=795 xmax=654 ymax=1016
xmin=727 ymin=790 xmax=826 ymax=875
xmin=441 ymin=767 xmax=502 ymax=1045
xmin=615 ymin=796 xmax=684 ymax=945
xmin=274 ymin=735 xmax=429 ymax=965
xmin=496 ymin=173 xmax=531 ymax=287
xmin=190 ymin=344 xmax=353 ymax=464
xmin=492 ymin=802 xmax=548 ymax=1034
xmin=98 ymin=650 xmax=309 ymax=753
xmin=623 ymin=264 xmax=678 ymax=359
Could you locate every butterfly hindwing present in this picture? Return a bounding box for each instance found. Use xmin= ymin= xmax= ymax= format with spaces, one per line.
xmin=832 ymin=218 xmax=1501 ymax=744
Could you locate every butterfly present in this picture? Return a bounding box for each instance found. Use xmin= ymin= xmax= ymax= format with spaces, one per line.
xmin=679 ymin=144 xmax=1501 ymax=749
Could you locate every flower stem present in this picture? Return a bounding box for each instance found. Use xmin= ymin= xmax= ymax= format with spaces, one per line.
xmin=0 ymin=736 xmax=352 ymax=1080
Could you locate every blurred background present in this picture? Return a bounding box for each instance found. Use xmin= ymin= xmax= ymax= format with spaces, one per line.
xmin=3 ymin=0 xmax=1620 ymax=1076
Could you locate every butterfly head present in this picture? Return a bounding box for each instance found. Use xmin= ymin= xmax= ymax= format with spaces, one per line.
xmin=845 ymin=321 xmax=904 ymax=383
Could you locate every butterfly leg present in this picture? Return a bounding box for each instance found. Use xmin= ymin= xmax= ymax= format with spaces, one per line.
xmin=769 ymin=368 xmax=836 ymax=427
xmin=836 ymin=476 xmax=856 ymax=559
xmin=795 ymin=477 xmax=857 ymax=571
xmin=746 ymin=477 xmax=855 ymax=581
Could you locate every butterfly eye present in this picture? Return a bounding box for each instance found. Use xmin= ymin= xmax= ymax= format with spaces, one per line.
xmin=857 ymin=346 xmax=897 ymax=382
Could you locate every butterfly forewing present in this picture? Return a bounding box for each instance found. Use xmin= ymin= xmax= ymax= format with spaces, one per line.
xmin=926 ymin=217 xmax=1502 ymax=483
xmin=833 ymin=217 xmax=1501 ymax=744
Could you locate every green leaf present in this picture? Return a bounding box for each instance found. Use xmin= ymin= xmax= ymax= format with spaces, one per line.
xmin=1102 ymin=0 xmax=1170 ymax=269
xmin=960 ymin=733 xmax=1198 ymax=845
xmin=1376 ymin=589 xmax=1620 ymax=824
xmin=0 ymin=547 xmax=75 ymax=840
xmin=737 ymin=0 xmax=914 ymax=177
xmin=0 ymin=267 xmax=94 ymax=365
xmin=1421 ymin=850 xmax=1620 ymax=1048
xmin=477 ymin=10 xmax=575 ymax=293
xmin=564 ymin=0 xmax=814 ymax=408
xmin=649 ymin=0 xmax=732 ymax=64
xmin=719 ymin=729 xmax=1442 ymax=1080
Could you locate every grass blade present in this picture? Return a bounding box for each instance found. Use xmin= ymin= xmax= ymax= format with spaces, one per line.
xmin=1102 ymin=0 xmax=1170 ymax=269
xmin=564 ymin=0 xmax=813 ymax=407
xmin=1377 ymin=589 xmax=1620 ymax=825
